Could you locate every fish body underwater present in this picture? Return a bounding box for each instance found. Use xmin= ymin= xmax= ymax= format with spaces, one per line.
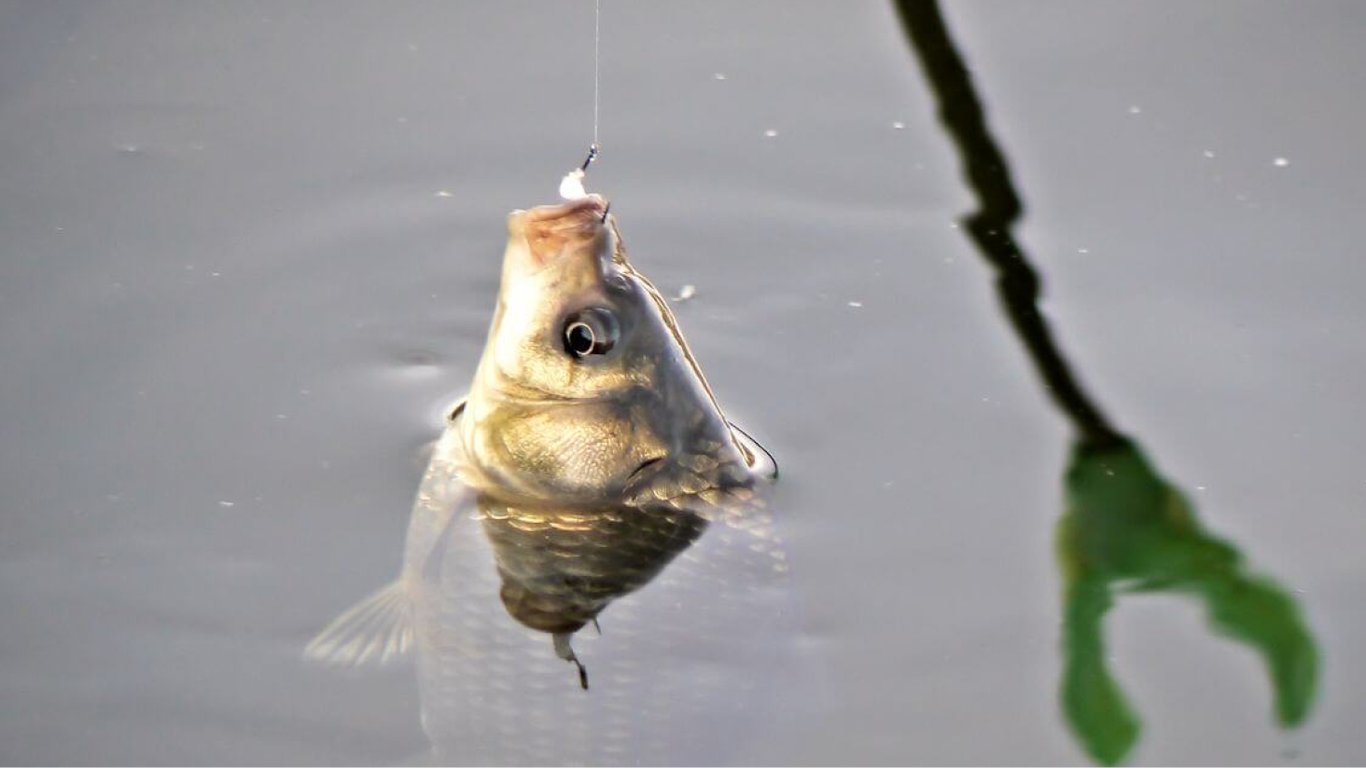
xmin=307 ymin=194 xmax=799 ymax=764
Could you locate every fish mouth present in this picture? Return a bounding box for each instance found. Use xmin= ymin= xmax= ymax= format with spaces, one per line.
xmin=512 ymin=195 xmax=607 ymax=229
xmin=509 ymin=195 xmax=609 ymax=269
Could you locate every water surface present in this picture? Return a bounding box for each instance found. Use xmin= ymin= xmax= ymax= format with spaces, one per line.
xmin=2 ymin=1 xmax=1364 ymax=764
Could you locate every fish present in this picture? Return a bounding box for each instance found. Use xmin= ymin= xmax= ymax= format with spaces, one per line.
xmin=305 ymin=193 xmax=797 ymax=764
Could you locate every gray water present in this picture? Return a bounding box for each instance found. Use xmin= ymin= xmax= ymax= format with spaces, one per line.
xmin=3 ymin=1 xmax=1365 ymax=764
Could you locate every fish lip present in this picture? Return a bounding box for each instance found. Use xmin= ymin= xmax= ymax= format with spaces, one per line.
xmin=508 ymin=195 xmax=609 ymax=271
xmin=513 ymin=195 xmax=607 ymax=226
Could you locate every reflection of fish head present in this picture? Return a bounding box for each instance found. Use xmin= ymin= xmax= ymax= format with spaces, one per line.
xmin=461 ymin=195 xmax=762 ymax=505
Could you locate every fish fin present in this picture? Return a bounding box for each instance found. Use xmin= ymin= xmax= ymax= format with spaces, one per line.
xmin=728 ymin=421 xmax=778 ymax=480
xmin=303 ymin=579 xmax=413 ymax=667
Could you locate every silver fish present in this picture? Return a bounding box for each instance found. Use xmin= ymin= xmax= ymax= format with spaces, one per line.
xmin=306 ymin=195 xmax=793 ymax=764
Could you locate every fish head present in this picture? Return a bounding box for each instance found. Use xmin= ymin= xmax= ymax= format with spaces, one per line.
xmin=460 ymin=195 xmax=754 ymax=504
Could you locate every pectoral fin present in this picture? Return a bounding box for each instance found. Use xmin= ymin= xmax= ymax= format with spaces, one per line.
xmin=303 ymin=579 xmax=412 ymax=666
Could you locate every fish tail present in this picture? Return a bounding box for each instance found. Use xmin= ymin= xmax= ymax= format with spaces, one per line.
xmin=303 ymin=579 xmax=413 ymax=666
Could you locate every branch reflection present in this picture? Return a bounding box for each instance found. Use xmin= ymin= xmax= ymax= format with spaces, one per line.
xmin=892 ymin=1 xmax=1319 ymax=762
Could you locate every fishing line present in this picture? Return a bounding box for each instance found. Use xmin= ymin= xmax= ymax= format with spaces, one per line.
xmin=559 ymin=1 xmax=603 ymax=201
xmin=593 ymin=0 xmax=601 ymax=148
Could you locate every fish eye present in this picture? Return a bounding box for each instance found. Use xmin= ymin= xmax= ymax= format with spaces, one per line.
xmin=562 ymin=308 xmax=618 ymax=358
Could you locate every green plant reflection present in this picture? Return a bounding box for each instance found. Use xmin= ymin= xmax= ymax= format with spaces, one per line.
xmin=892 ymin=1 xmax=1319 ymax=763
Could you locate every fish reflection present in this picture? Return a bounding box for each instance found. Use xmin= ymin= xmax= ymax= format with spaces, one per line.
xmin=480 ymin=498 xmax=707 ymax=687
xmin=307 ymin=192 xmax=789 ymax=762
xmin=894 ymin=1 xmax=1319 ymax=763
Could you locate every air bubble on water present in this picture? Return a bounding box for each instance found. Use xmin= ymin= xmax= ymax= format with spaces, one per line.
xmin=892 ymin=121 xmax=906 ymax=130
xmin=1203 ymin=150 xmax=1216 ymax=158
xmin=1128 ymin=105 xmax=1142 ymax=115
xmin=763 ymin=129 xmax=778 ymax=138
xmin=1273 ymin=157 xmax=1290 ymax=167
xmin=434 ymin=190 xmax=453 ymax=198
xmin=713 ymin=72 xmax=727 ymax=81
xmin=674 ymin=284 xmax=697 ymax=302
xmin=1078 ymin=248 xmax=1090 ymax=254
xmin=847 ymin=301 xmax=863 ymax=308
xmin=218 ymin=500 xmax=235 ymax=508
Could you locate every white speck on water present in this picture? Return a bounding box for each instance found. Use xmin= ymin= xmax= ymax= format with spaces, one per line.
xmin=275 ymin=413 xmax=287 ymax=420
xmin=117 ymin=143 xmax=143 ymax=155
xmin=1203 ymin=149 xmax=1216 ymax=158
xmin=218 ymin=500 xmax=235 ymax=508
xmin=299 ymin=388 xmax=311 ymax=396
xmin=434 ymin=190 xmax=453 ymax=198
xmin=1196 ymin=485 xmax=1207 ymax=491
xmin=674 ymin=284 xmax=697 ymax=302
xmin=713 ymin=72 xmax=727 ymax=81
xmin=210 ymin=271 xmax=221 ymax=278
xmin=892 ymin=121 xmax=906 ymax=130
xmin=1128 ymin=105 xmax=1142 ymax=115
xmin=847 ymin=301 xmax=863 ymax=308
xmin=949 ymin=222 xmax=960 ymax=229
xmin=1078 ymin=248 xmax=1090 ymax=254
xmin=763 ymin=129 xmax=778 ymax=138
xmin=396 ymin=116 xmax=409 ymax=124
xmin=1273 ymin=157 xmax=1290 ymax=167
xmin=184 ymin=264 xmax=195 ymax=271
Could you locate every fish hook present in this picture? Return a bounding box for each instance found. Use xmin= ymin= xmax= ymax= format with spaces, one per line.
xmin=580 ymin=143 xmax=600 ymax=172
